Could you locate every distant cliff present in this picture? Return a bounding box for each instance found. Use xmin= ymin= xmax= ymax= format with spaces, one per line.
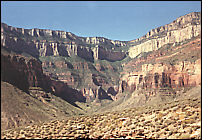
xmin=1 ymin=23 xmax=127 ymax=62
xmin=119 ymin=60 xmax=201 ymax=93
xmin=1 ymin=12 xmax=201 ymax=104
xmin=1 ymin=53 xmax=86 ymax=103
xmin=116 ymin=34 xmax=201 ymax=102
xmin=128 ymin=12 xmax=201 ymax=58
xmin=1 ymin=54 xmax=51 ymax=93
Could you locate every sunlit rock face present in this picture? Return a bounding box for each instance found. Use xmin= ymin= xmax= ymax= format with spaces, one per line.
xmin=118 ymin=12 xmax=201 ymax=99
xmin=1 ymin=23 xmax=128 ymax=62
xmin=129 ymin=12 xmax=201 ymax=58
xmin=1 ymin=12 xmax=201 ymax=103
xmin=117 ymin=34 xmax=201 ymax=101
xmin=1 ymin=22 xmax=128 ymax=101
xmin=118 ymin=59 xmax=201 ymax=94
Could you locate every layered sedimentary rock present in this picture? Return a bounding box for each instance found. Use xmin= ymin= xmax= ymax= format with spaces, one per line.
xmin=41 ymin=56 xmax=118 ymax=101
xmin=117 ymin=34 xmax=201 ymax=102
xmin=81 ymin=86 xmax=113 ymax=102
xmin=116 ymin=12 xmax=201 ymax=102
xmin=85 ymin=36 xmax=127 ymax=47
xmin=1 ymin=23 xmax=77 ymax=39
xmin=129 ymin=12 xmax=201 ymax=58
xmin=1 ymin=54 xmax=52 ymax=93
xmin=118 ymin=59 xmax=201 ymax=94
xmin=1 ymin=23 xmax=127 ymax=62
xmin=96 ymin=46 xmax=126 ymax=62
xmin=1 ymin=53 xmax=86 ymax=103
xmin=1 ymin=12 xmax=201 ymax=104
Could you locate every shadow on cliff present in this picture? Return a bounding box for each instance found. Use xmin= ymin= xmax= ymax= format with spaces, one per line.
xmin=3 ymin=36 xmax=40 ymax=59
xmin=51 ymin=80 xmax=86 ymax=109
xmin=1 ymin=53 xmax=86 ymax=109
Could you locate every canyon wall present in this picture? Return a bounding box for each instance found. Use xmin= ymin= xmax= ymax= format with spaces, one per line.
xmin=1 ymin=23 xmax=127 ymax=62
xmin=1 ymin=54 xmax=52 ymax=93
xmin=1 ymin=22 xmax=125 ymax=102
xmin=1 ymin=12 xmax=201 ymax=104
xmin=96 ymin=46 xmax=126 ymax=62
xmin=1 ymin=52 xmax=115 ymax=102
xmin=117 ymin=34 xmax=201 ymax=101
xmin=117 ymin=12 xmax=201 ymax=102
xmin=119 ymin=59 xmax=201 ymax=94
xmin=41 ymin=57 xmax=119 ymax=101
xmin=129 ymin=12 xmax=201 ymax=58
xmin=1 ymin=53 xmax=86 ymax=103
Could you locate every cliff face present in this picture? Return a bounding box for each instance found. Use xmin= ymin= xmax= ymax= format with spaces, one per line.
xmin=119 ymin=60 xmax=201 ymax=94
xmin=117 ymin=34 xmax=201 ymax=101
xmin=129 ymin=12 xmax=201 ymax=58
xmin=1 ymin=12 xmax=201 ymax=105
xmin=118 ymin=12 xmax=201 ymax=102
xmin=96 ymin=46 xmax=126 ymax=62
xmin=1 ymin=52 xmax=116 ymax=103
xmin=1 ymin=22 xmax=127 ymax=102
xmin=1 ymin=52 xmax=86 ymax=104
xmin=40 ymin=57 xmax=119 ymax=102
xmin=1 ymin=54 xmax=51 ymax=93
xmin=1 ymin=23 xmax=127 ymax=62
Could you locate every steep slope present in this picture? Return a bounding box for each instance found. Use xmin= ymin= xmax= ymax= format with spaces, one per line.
xmin=1 ymin=48 xmax=85 ymax=104
xmin=128 ymin=12 xmax=201 ymax=58
xmin=120 ymin=37 xmax=201 ymax=93
xmin=1 ymin=11 xmax=201 ymax=134
xmin=1 ymin=86 xmax=201 ymax=139
xmin=1 ymin=81 xmax=86 ymax=131
xmin=1 ymin=21 xmax=129 ymax=131
xmin=1 ymin=22 xmax=128 ymax=62
xmin=1 ymin=48 xmax=88 ymax=131
xmin=1 ymin=22 xmax=130 ymax=102
xmin=105 ymin=12 xmax=201 ymax=111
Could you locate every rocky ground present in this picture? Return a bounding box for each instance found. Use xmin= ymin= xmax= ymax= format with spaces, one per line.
xmin=1 ymin=95 xmax=201 ymax=139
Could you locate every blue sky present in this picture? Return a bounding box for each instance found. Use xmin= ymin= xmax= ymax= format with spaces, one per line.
xmin=1 ymin=1 xmax=201 ymax=41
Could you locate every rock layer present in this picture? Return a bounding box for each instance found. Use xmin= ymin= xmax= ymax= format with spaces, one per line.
xmin=1 ymin=23 xmax=127 ymax=62
xmin=1 ymin=53 xmax=85 ymax=104
xmin=1 ymin=11 xmax=201 ymax=104
xmin=129 ymin=12 xmax=201 ymax=58
xmin=119 ymin=60 xmax=201 ymax=94
xmin=117 ymin=35 xmax=201 ymax=103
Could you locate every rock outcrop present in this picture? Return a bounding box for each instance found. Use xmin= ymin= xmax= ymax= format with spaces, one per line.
xmin=1 ymin=53 xmax=86 ymax=104
xmin=117 ymin=34 xmax=201 ymax=100
xmin=116 ymin=12 xmax=201 ymax=102
xmin=1 ymin=23 xmax=128 ymax=62
xmin=129 ymin=12 xmax=201 ymax=58
xmin=81 ymin=85 xmax=119 ymax=102
xmin=1 ymin=54 xmax=52 ymax=93
xmin=1 ymin=51 xmax=116 ymax=103
xmin=118 ymin=59 xmax=201 ymax=94
xmin=95 ymin=46 xmax=126 ymax=62
xmin=1 ymin=22 xmax=128 ymax=102
xmin=1 ymin=11 xmax=201 ymax=104
xmin=85 ymin=36 xmax=127 ymax=47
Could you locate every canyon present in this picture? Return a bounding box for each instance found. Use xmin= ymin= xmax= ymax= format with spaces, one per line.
xmin=1 ymin=12 xmax=201 ymax=132
xmin=1 ymin=22 xmax=127 ymax=61
xmin=128 ymin=12 xmax=201 ymax=58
